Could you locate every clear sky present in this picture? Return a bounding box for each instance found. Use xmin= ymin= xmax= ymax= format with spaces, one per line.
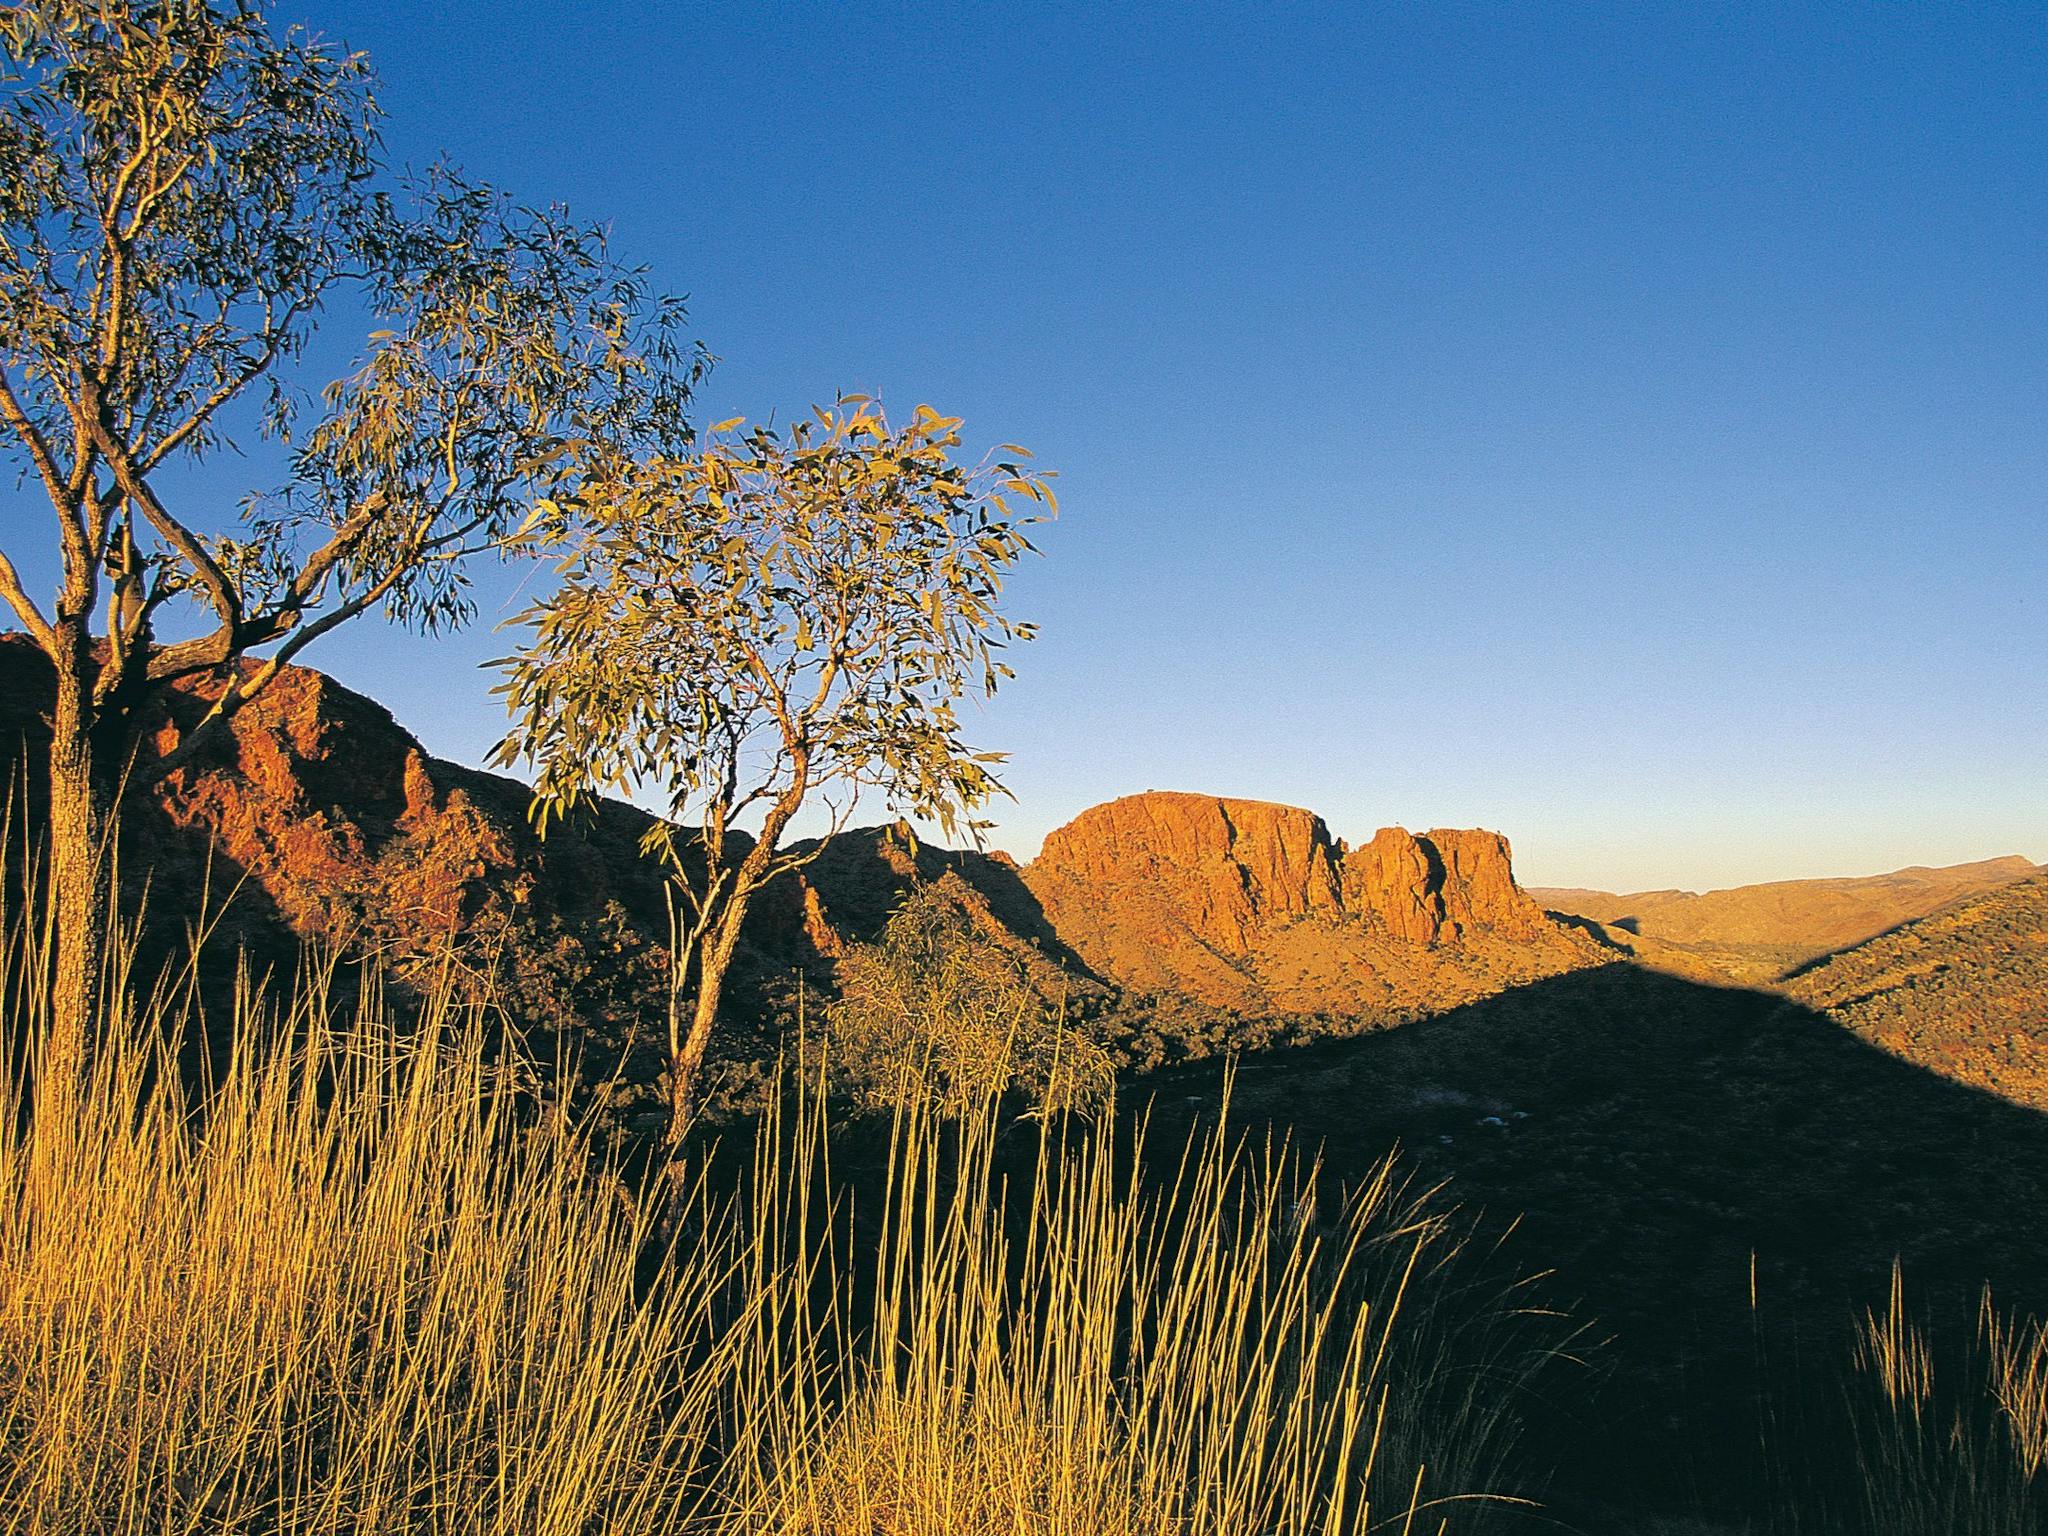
xmin=15 ymin=3 xmax=2048 ymax=891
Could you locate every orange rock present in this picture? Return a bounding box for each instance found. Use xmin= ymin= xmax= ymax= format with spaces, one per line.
xmin=1341 ymin=826 xmax=1446 ymax=944
xmin=1033 ymin=792 xmax=1341 ymax=956
xmin=1023 ymin=791 xmax=1575 ymax=1013
xmin=1035 ymin=792 xmax=1546 ymax=955
xmin=799 ymin=877 xmax=843 ymax=958
xmin=1425 ymin=828 xmax=1551 ymax=941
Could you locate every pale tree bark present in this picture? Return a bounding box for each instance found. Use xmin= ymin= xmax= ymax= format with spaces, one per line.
xmin=664 ymin=773 xmax=810 ymax=1141
xmin=40 ymin=625 xmax=113 ymax=1129
xmin=668 ymin=907 xmax=744 ymax=1139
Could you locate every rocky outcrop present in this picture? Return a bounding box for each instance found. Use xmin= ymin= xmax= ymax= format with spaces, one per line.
xmin=1033 ymin=791 xmax=1549 ymax=955
xmin=1032 ymin=793 xmax=1341 ymax=954
xmin=1023 ymin=791 xmax=1591 ymax=1016
xmin=1426 ymin=828 xmax=1554 ymax=941
xmin=1340 ymin=826 xmax=1443 ymax=943
xmin=0 ymin=634 xmax=682 ymax=1068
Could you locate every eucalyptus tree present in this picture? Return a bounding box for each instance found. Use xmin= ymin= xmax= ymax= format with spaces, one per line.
xmin=0 ymin=1 xmax=701 ymax=1090
xmin=493 ymin=400 xmax=1050 ymax=1134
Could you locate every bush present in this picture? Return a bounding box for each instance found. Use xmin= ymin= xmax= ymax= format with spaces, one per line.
xmin=826 ymin=882 xmax=1115 ymax=1117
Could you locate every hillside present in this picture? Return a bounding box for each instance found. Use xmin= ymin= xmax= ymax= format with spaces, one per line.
xmin=1531 ymin=855 xmax=2042 ymax=983
xmin=14 ymin=636 xmax=2041 ymax=1118
xmin=1 ymin=642 xmax=1593 ymax=1091
xmin=1784 ymin=872 xmax=2048 ymax=1109
xmin=0 ymin=636 xmax=1053 ymax=1120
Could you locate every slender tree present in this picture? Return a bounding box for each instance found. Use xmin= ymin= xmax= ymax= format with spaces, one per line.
xmin=492 ymin=399 xmax=1051 ymax=1134
xmin=0 ymin=1 xmax=701 ymax=1093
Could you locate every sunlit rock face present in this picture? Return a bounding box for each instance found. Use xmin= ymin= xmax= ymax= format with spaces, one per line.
xmin=1030 ymin=792 xmax=1343 ymax=954
xmin=1023 ymin=791 xmax=1590 ymax=1016
xmin=1032 ymin=790 xmax=1547 ymax=952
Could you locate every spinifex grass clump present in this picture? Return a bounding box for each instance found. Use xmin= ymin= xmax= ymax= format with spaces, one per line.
xmin=721 ymin=1050 xmax=1563 ymax=1536
xmin=1820 ymin=1269 xmax=2048 ymax=1536
xmin=0 ymin=966 xmax=731 ymax=1534
xmin=1746 ymin=1262 xmax=2048 ymax=1536
xmin=0 ymin=896 xmax=1561 ymax=1534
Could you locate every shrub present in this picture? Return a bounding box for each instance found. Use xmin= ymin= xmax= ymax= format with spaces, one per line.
xmin=826 ymin=881 xmax=1115 ymax=1117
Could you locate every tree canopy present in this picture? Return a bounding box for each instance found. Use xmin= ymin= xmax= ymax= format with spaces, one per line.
xmin=493 ymin=398 xmax=1052 ymax=1128
xmin=0 ymin=0 xmax=703 ymax=1083
xmin=0 ymin=0 xmax=703 ymax=760
xmin=495 ymin=399 xmax=1049 ymax=849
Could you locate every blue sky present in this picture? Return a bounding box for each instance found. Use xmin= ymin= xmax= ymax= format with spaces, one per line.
xmin=14 ymin=3 xmax=2048 ymax=890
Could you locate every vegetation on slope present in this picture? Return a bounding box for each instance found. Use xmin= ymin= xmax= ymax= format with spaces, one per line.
xmin=1532 ymin=856 xmax=2041 ymax=985
xmin=1787 ymin=873 xmax=2048 ymax=1109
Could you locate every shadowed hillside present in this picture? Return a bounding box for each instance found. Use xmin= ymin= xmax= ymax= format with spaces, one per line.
xmin=1135 ymin=963 xmax=2048 ymax=1528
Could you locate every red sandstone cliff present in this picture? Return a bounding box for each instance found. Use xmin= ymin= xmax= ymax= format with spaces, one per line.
xmin=1031 ymin=793 xmax=1342 ymax=954
xmin=0 ymin=635 xmax=682 ymax=1061
xmin=1024 ymin=791 xmax=1593 ymax=1016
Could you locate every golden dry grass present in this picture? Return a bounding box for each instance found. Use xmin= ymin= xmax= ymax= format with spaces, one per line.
xmin=1744 ymin=1261 xmax=2048 ymax=1536
xmin=0 ymin=965 xmax=727 ymax=1533
xmin=1772 ymin=1266 xmax=2048 ymax=1536
xmin=0 ymin=875 xmax=1559 ymax=1534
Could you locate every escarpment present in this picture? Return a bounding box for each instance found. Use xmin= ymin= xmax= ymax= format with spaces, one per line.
xmin=1022 ymin=791 xmax=1595 ymax=1015
xmin=1 ymin=641 xmax=1601 ymax=1058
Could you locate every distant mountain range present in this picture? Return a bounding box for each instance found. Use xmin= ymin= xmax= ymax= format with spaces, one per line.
xmin=1530 ymin=856 xmax=2043 ymax=984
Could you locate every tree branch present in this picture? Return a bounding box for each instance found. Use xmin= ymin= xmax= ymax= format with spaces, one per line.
xmin=141 ymin=290 xmax=323 ymax=471
xmin=89 ymin=415 xmax=242 ymax=632
xmin=0 ymin=370 xmax=74 ymax=515
xmin=141 ymin=554 xmax=415 ymax=784
xmin=0 ymin=544 xmax=55 ymax=652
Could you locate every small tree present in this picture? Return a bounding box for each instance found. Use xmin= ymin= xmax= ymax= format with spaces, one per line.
xmin=492 ymin=399 xmax=1051 ymax=1135
xmin=0 ymin=1 xmax=700 ymax=1090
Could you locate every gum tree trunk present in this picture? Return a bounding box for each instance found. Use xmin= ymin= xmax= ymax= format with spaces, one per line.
xmin=664 ymin=776 xmax=808 ymax=1143
xmin=667 ymin=897 xmax=751 ymax=1142
xmin=42 ymin=640 xmax=111 ymax=1119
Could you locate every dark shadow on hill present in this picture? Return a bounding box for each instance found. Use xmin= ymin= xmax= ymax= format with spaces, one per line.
xmin=1771 ymin=904 xmax=1937 ymax=984
xmin=1545 ymin=909 xmax=1638 ymax=952
xmin=790 ymin=826 xmax=1108 ymax=984
xmin=1128 ymin=961 xmax=2048 ymax=1531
